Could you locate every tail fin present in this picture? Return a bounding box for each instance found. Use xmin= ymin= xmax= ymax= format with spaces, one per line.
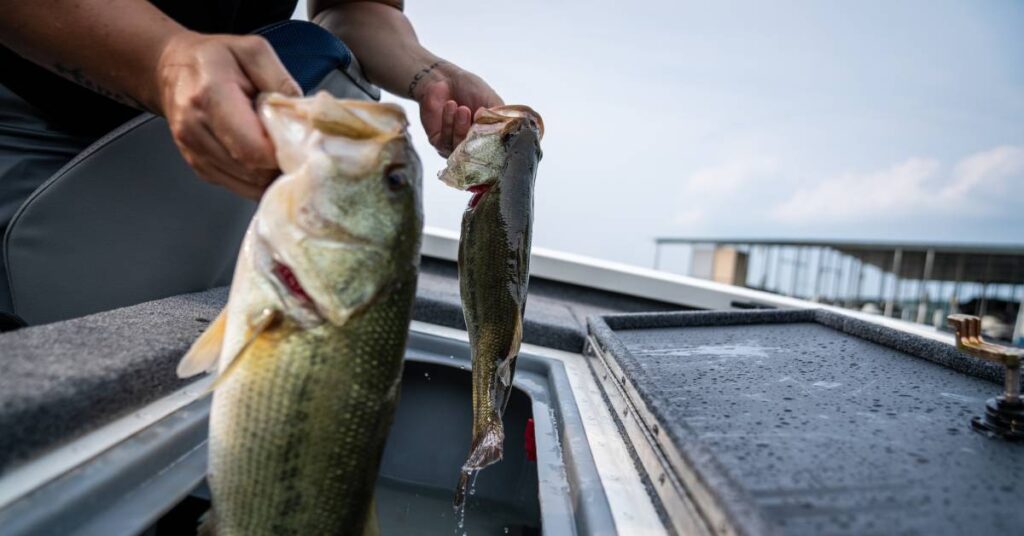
xmin=454 ymin=469 xmax=474 ymax=512
xmin=453 ymin=422 xmax=505 ymax=508
xmin=465 ymin=420 xmax=505 ymax=471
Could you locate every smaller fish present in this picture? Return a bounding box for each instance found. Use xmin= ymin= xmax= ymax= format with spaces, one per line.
xmin=439 ymin=105 xmax=544 ymax=508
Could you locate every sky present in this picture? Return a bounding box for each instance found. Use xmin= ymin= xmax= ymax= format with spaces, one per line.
xmin=296 ymin=0 xmax=1024 ymax=272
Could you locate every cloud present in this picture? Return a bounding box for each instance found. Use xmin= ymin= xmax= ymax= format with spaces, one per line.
xmin=769 ymin=157 xmax=940 ymax=223
xmin=682 ymin=157 xmax=779 ymax=197
xmin=942 ymin=145 xmax=1024 ymax=201
xmin=674 ymin=156 xmax=780 ymax=228
xmin=769 ymin=145 xmax=1024 ymax=224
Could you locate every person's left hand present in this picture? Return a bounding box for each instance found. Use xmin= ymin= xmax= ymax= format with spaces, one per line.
xmin=414 ymin=63 xmax=503 ymax=157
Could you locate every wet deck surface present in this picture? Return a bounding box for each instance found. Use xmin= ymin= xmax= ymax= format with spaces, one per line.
xmin=596 ymin=311 xmax=1022 ymax=535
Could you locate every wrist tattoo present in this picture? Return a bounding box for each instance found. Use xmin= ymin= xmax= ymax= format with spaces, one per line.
xmin=407 ymin=61 xmax=447 ymax=98
xmin=53 ymin=62 xmax=149 ymax=111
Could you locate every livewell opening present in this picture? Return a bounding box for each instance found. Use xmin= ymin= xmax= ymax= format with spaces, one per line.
xmin=147 ymin=360 xmax=541 ymax=535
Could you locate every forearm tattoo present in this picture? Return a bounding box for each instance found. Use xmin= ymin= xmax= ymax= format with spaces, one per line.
xmin=53 ymin=62 xmax=149 ymax=111
xmin=407 ymin=60 xmax=446 ymax=99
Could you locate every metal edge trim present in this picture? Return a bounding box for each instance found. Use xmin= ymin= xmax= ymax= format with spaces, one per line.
xmin=586 ymin=315 xmax=780 ymax=536
xmin=0 ymin=376 xmax=213 ymax=510
xmin=584 ymin=333 xmax=717 ymax=536
xmin=534 ymin=353 xmax=618 ymax=535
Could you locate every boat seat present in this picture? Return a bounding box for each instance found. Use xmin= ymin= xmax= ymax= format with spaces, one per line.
xmin=2 ymin=21 xmax=379 ymax=325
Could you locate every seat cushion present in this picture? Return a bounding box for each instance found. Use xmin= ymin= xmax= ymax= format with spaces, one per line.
xmin=3 ymin=20 xmax=379 ymax=325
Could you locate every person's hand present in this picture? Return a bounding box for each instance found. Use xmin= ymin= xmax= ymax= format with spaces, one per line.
xmin=414 ymin=63 xmax=503 ymax=157
xmin=156 ymin=32 xmax=302 ymax=199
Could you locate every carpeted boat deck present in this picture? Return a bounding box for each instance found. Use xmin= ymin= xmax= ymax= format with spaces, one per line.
xmin=0 ymin=256 xmax=677 ymax=473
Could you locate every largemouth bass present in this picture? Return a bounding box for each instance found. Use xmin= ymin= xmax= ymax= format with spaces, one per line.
xmin=440 ymin=105 xmax=544 ymax=507
xmin=176 ymin=92 xmax=422 ymax=535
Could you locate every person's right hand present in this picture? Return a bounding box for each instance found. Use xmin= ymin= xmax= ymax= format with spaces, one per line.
xmin=156 ymin=32 xmax=301 ymax=199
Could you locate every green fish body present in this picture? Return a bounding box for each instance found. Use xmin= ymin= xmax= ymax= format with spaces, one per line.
xmin=441 ymin=106 xmax=544 ymax=507
xmin=177 ymin=93 xmax=422 ymax=535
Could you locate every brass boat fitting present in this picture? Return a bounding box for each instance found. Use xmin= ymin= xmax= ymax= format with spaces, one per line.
xmin=947 ymin=314 xmax=1024 ymax=441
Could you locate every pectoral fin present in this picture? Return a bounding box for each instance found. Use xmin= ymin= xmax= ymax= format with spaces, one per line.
xmin=209 ymin=308 xmax=281 ymax=391
xmin=177 ymin=310 xmax=227 ymax=378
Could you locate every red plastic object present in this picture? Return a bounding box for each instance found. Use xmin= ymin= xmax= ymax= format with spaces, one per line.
xmin=524 ymin=418 xmax=537 ymax=461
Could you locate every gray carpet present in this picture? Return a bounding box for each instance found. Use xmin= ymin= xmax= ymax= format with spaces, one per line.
xmin=0 ymin=288 xmax=226 ymax=473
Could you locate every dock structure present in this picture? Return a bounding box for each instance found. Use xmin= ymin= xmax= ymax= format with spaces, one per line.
xmin=653 ymin=238 xmax=1024 ymax=344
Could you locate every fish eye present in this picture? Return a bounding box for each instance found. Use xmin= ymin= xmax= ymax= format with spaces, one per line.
xmin=385 ymin=165 xmax=408 ymax=192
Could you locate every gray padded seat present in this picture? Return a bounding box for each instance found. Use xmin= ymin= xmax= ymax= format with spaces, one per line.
xmin=3 ymin=64 xmax=379 ymax=325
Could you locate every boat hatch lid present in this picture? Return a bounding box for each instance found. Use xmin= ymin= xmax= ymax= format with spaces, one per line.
xmin=587 ymin=309 xmax=1022 ymax=536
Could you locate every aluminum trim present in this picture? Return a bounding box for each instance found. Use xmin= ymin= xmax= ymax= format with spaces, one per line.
xmin=585 ymin=336 xmax=721 ymax=536
xmin=0 ymin=376 xmax=213 ymax=510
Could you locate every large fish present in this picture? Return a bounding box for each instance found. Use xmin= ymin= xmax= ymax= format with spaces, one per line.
xmin=440 ymin=105 xmax=544 ymax=507
xmin=176 ymin=92 xmax=422 ymax=535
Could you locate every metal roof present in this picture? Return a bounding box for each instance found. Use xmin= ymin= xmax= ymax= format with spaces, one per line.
xmin=655 ymin=237 xmax=1024 ymax=284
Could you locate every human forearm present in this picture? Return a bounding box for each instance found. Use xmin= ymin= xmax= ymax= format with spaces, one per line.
xmin=0 ymin=0 xmax=187 ymax=111
xmin=0 ymin=0 xmax=302 ymax=199
xmin=311 ymin=1 xmax=442 ymax=99
xmin=311 ymin=1 xmax=503 ymax=155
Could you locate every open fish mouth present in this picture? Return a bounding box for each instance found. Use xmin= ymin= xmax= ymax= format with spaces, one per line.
xmin=467 ymin=183 xmax=491 ymax=208
xmin=439 ymin=105 xmax=543 ymax=192
xmin=271 ymin=260 xmax=313 ymax=304
xmin=250 ymin=234 xmax=325 ymax=328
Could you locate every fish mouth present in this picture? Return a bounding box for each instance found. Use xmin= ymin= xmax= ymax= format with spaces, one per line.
xmin=271 ymin=260 xmax=313 ymax=304
xmin=268 ymin=257 xmax=326 ymax=327
xmin=253 ymin=233 xmax=325 ymax=327
xmin=468 ymin=183 xmax=492 ymax=208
